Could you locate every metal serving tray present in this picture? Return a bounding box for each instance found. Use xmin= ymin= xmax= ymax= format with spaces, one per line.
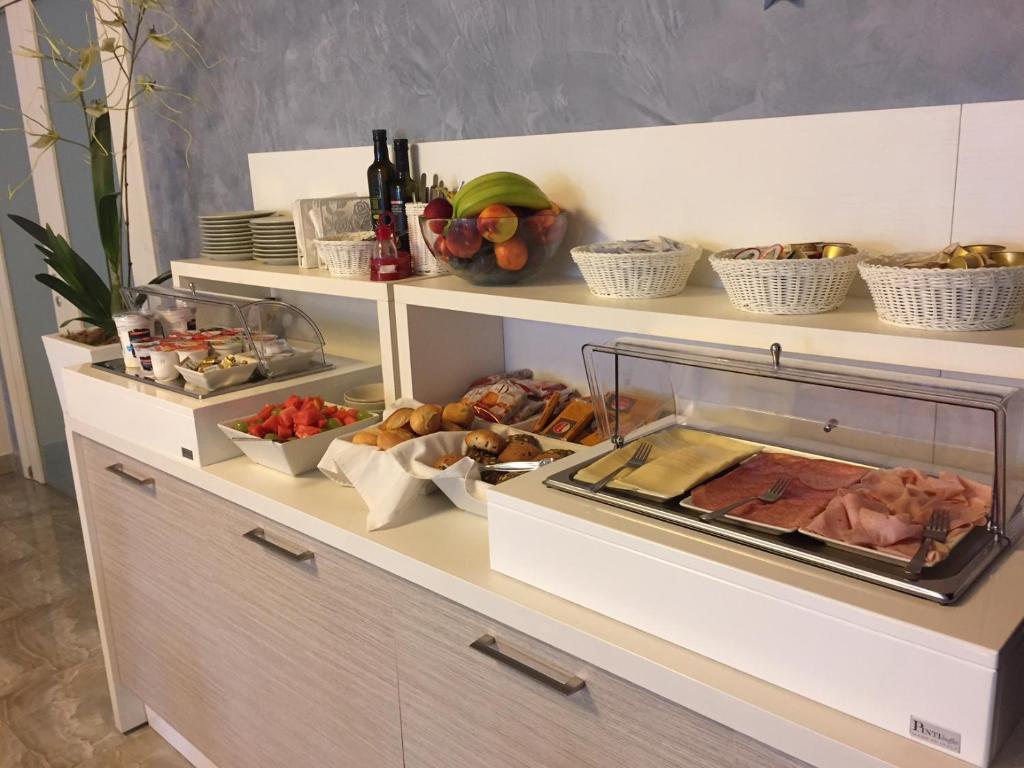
xmin=545 ymin=433 xmax=1007 ymax=604
xmin=93 ymin=358 xmax=334 ymax=400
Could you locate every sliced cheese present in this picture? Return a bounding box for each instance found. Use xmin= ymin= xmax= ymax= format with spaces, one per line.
xmin=574 ymin=426 xmax=760 ymax=500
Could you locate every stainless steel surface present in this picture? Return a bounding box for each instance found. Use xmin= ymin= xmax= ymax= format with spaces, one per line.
xmin=700 ymin=477 xmax=790 ymax=523
xmin=906 ymin=509 xmax=951 ymax=579
xmin=92 ymin=358 xmax=334 ymax=400
xmin=488 ymin=458 xmax=556 ymax=473
xmin=587 ymin=441 xmax=652 ymax=493
xmin=243 ymin=526 xmax=315 ymax=562
xmin=104 ymin=463 xmax=155 ymax=491
xmin=469 ymin=634 xmax=586 ymax=696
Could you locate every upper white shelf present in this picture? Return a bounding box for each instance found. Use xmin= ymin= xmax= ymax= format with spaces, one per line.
xmin=392 ymin=276 xmax=1024 ymax=380
xmin=170 ymin=258 xmax=412 ymax=301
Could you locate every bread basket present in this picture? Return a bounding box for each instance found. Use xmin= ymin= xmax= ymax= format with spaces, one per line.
xmin=710 ymin=249 xmax=861 ymax=314
xmin=405 ymin=202 xmax=447 ymax=275
xmin=571 ymin=242 xmax=701 ymax=299
xmin=315 ymin=236 xmax=376 ymax=277
xmin=859 ymin=253 xmax=1024 ymax=331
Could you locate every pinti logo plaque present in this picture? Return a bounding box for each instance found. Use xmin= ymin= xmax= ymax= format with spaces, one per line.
xmin=909 ymin=716 xmax=961 ymax=753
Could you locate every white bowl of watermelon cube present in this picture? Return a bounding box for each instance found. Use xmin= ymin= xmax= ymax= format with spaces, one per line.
xmin=218 ymin=395 xmax=379 ymax=476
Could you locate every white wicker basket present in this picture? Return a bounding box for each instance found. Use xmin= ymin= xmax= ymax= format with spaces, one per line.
xmin=316 ymin=238 xmax=376 ymax=277
xmin=859 ymin=253 xmax=1024 ymax=331
xmin=710 ymin=249 xmax=861 ymax=314
xmin=405 ymin=202 xmax=447 ymax=275
xmin=571 ymin=243 xmax=701 ymax=299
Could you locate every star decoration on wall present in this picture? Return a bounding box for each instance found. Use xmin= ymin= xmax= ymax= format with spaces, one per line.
xmin=764 ymin=0 xmax=803 ymax=8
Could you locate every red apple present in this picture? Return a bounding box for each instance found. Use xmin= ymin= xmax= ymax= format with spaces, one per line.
xmin=433 ymin=234 xmax=451 ymax=262
xmin=423 ymin=198 xmax=453 ymax=234
xmin=477 ymin=203 xmax=518 ymax=243
xmin=522 ymin=203 xmax=563 ymax=245
xmin=445 ymin=219 xmax=482 ymax=259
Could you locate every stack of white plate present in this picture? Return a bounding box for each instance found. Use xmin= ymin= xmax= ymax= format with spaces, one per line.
xmin=250 ymin=215 xmax=299 ymax=265
xmin=199 ymin=211 xmax=274 ymax=260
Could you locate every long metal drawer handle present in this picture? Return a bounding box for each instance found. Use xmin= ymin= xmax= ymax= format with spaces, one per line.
xmin=105 ymin=463 xmax=156 ymax=490
xmin=243 ymin=527 xmax=315 ymax=562
xmin=470 ymin=634 xmax=586 ymax=696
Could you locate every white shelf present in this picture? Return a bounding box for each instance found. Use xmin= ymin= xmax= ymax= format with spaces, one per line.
xmin=171 ymin=258 xmax=434 ymax=301
xmin=393 ymin=276 xmax=1024 ymax=379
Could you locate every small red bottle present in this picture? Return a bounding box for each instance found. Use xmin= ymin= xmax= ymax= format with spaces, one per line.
xmin=371 ymin=212 xmax=412 ymax=281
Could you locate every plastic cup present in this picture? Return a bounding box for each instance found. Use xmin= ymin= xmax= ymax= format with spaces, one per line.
xmin=134 ymin=340 xmax=161 ymax=378
xmin=211 ymin=337 xmax=244 ymax=355
xmin=174 ymin=340 xmax=210 ymax=364
xmin=113 ymin=311 xmax=155 ymax=368
xmin=150 ymin=346 xmax=181 ymax=382
xmin=250 ymin=333 xmax=278 ymax=355
xmin=156 ymin=305 xmax=197 ymax=335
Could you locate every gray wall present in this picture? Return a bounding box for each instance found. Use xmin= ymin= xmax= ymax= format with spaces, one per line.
xmin=138 ymin=0 xmax=1024 ymax=269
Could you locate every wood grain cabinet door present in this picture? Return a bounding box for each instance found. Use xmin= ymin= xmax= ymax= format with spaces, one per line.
xmin=392 ymin=579 xmax=809 ymax=768
xmin=81 ymin=438 xmax=404 ymax=768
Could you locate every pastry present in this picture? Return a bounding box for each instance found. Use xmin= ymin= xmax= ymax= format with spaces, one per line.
xmin=498 ymin=441 xmax=541 ymax=462
xmin=409 ymin=405 xmax=442 ymax=435
xmin=433 ymin=453 xmax=464 ymax=470
xmin=377 ymin=429 xmax=414 ymax=451
xmin=465 ymin=429 xmax=507 ymax=455
xmin=383 ymin=407 xmax=414 ymax=431
xmin=466 ymin=446 xmax=499 ymax=465
xmin=440 ymin=420 xmax=465 ymax=432
xmin=351 ymin=428 xmax=380 ymax=447
xmin=442 ymin=402 xmax=474 ymax=428
xmin=508 ymin=433 xmax=541 ymax=449
xmin=533 ymin=393 xmax=561 ymax=432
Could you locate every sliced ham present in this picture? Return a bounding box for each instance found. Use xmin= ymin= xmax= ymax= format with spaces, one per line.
xmin=801 ymin=467 xmax=991 ymax=564
xmin=690 ymin=452 xmax=869 ymax=530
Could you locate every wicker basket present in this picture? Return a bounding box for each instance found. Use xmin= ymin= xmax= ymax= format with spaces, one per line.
xmin=859 ymin=253 xmax=1024 ymax=331
xmin=571 ymin=243 xmax=701 ymax=299
xmin=316 ymin=238 xmax=376 ymax=277
xmin=405 ymin=202 xmax=447 ymax=275
xmin=710 ymin=249 xmax=861 ymax=314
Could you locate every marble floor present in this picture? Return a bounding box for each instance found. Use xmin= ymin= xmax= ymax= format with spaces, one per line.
xmin=0 ymin=473 xmax=190 ymax=768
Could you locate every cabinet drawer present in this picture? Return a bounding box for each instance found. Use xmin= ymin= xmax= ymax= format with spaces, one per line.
xmin=393 ymin=580 xmax=808 ymax=768
xmin=81 ymin=438 xmax=403 ymax=768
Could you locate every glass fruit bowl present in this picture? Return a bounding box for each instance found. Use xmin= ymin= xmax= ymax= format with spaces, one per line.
xmin=419 ymin=211 xmax=568 ymax=286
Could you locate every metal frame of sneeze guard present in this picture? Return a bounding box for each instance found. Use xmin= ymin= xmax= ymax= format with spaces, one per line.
xmin=108 ymin=284 xmax=331 ymax=397
xmin=544 ymin=338 xmax=1018 ymax=603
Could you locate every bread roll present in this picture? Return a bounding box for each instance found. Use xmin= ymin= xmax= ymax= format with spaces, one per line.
xmin=351 ymin=428 xmax=381 ymax=447
xmin=377 ymin=429 xmax=414 ymax=451
xmin=409 ymin=404 xmax=442 ymax=435
xmin=440 ymin=420 xmax=465 ymax=432
xmin=442 ymin=401 xmax=474 ymax=428
xmin=498 ymin=441 xmax=540 ymax=462
xmin=383 ymin=407 xmax=414 ymax=431
xmin=432 ymin=452 xmax=464 ymax=470
xmin=508 ymin=433 xmax=541 ymax=449
xmin=465 ymin=429 xmax=507 ymax=455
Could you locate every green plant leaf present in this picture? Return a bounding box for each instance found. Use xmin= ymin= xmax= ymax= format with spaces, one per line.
xmin=89 ymin=112 xmax=120 ymax=285
xmin=59 ymin=315 xmax=111 ymax=330
xmin=8 ymin=213 xmax=50 ymax=244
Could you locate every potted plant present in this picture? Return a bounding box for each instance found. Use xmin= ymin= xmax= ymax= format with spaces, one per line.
xmin=5 ymin=1 xmax=197 ymax=409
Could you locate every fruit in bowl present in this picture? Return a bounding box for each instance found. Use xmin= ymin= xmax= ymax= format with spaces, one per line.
xmin=419 ymin=171 xmax=567 ymax=286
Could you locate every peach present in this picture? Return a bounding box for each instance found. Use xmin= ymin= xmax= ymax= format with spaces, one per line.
xmin=477 ymin=204 xmax=518 ymax=243
xmin=495 ymin=236 xmax=528 ymax=271
xmin=445 ymin=219 xmax=483 ymax=259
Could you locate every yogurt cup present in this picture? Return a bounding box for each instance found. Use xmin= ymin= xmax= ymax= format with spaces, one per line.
xmin=150 ymin=345 xmax=181 ymax=382
xmin=174 ymin=340 xmax=210 ymax=364
xmin=156 ymin=305 xmax=197 ymax=335
xmin=113 ymin=311 xmax=154 ymax=368
xmin=249 ymin=333 xmax=278 ymax=356
xmin=211 ymin=337 xmax=244 ymax=355
xmin=134 ymin=340 xmax=161 ymax=378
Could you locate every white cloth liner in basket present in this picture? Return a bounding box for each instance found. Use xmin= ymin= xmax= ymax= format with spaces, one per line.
xmin=405 ymin=202 xmax=448 ymax=275
xmin=710 ymin=249 xmax=862 ymax=314
xmin=571 ymin=240 xmax=701 ymax=299
xmin=859 ymin=253 xmax=1024 ymax=331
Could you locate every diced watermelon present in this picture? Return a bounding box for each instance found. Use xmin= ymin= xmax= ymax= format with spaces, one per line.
xmin=342 ymin=415 xmax=356 ymax=425
xmin=262 ymin=414 xmax=281 ymax=432
xmin=278 ymin=406 xmax=298 ymax=428
xmin=295 ymin=425 xmax=322 ymax=438
xmin=284 ymin=394 xmax=303 ymax=410
xmin=256 ymin=404 xmax=274 ymax=421
xmin=248 ymin=423 xmax=265 ymax=438
xmin=277 ymin=424 xmax=294 ymax=441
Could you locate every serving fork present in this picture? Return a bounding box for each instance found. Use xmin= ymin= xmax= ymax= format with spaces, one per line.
xmin=905 ymin=509 xmax=951 ymax=579
xmin=700 ymin=477 xmax=790 ymax=523
xmin=588 ymin=441 xmax=653 ymax=493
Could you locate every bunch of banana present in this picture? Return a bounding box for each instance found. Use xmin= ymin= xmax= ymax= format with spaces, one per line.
xmin=451 ymin=171 xmax=550 ymax=218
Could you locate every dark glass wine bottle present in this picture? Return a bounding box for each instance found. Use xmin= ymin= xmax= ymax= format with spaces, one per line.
xmin=367 ymin=129 xmax=395 ymax=229
xmin=390 ymin=138 xmax=415 ymax=252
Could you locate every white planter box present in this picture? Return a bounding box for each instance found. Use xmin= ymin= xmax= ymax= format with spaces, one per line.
xmin=41 ymin=333 xmax=120 ymax=413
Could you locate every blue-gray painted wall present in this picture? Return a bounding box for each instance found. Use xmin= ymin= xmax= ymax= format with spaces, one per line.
xmin=135 ymin=0 xmax=1024 ymax=268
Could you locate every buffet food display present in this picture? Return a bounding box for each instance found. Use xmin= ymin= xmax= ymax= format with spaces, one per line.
xmin=544 ymin=339 xmax=1020 ymax=603
xmin=98 ymin=285 xmax=331 ymax=397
